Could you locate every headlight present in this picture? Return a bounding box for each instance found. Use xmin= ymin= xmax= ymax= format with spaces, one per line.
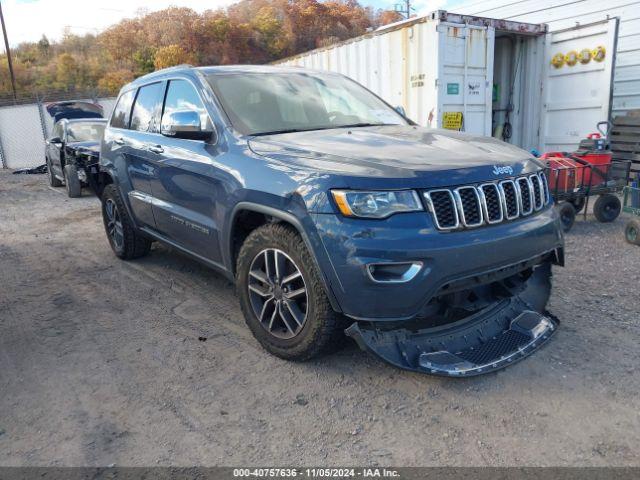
xmin=331 ymin=190 xmax=423 ymax=219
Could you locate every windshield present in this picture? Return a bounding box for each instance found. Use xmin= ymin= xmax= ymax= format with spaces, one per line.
xmin=206 ymin=72 xmax=408 ymax=135
xmin=66 ymin=123 xmax=105 ymax=143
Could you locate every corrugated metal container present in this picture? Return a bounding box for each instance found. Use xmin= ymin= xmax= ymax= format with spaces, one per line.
xmin=277 ymin=10 xmax=621 ymax=152
xmin=454 ymin=0 xmax=640 ymax=117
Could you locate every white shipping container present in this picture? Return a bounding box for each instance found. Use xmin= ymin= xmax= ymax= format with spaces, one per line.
xmin=276 ymin=11 xmax=620 ymax=153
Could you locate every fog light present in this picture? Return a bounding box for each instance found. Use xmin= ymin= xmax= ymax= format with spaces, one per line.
xmin=366 ymin=262 xmax=422 ymax=283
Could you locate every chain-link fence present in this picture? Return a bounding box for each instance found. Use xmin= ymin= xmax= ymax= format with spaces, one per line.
xmin=0 ymin=92 xmax=116 ymax=169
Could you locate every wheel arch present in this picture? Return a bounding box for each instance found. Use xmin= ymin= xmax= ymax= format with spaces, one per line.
xmin=227 ymin=202 xmax=342 ymax=313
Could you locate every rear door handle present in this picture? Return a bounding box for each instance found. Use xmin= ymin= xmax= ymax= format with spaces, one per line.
xmin=114 ymin=137 xmax=125 ymax=145
xmin=148 ymin=145 xmax=164 ymax=154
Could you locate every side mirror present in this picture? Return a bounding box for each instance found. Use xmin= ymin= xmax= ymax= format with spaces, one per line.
xmin=161 ymin=110 xmax=213 ymax=141
xmin=49 ymin=137 xmax=62 ymax=145
xmin=395 ymin=105 xmax=407 ymax=117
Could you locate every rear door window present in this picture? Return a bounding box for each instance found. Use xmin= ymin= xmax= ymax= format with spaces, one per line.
xmin=130 ymin=82 xmax=164 ymax=133
xmin=110 ymin=90 xmax=135 ymax=129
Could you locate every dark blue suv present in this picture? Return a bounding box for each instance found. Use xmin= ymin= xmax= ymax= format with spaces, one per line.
xmin=99 ymin=65 xmax=564 ymax=376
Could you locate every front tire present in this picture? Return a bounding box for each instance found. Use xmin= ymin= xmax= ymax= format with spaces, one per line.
xmin=101 ymin=184 xmax=152 ymax=260
xmin=236 ymin=223 xmax=343 ymax=361
xmin=64 ymin=164 xmax=82 ymax=198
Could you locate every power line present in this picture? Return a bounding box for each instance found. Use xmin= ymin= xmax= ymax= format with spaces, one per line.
xmin=393 ymin=0 xmax=414 ymax=19
xmin=0 ymin=0 xmax=17 ymax=101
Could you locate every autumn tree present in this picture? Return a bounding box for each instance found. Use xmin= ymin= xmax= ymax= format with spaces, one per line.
xmin=0 ymin=0 xmax=403 ymax=101
xmin=154 ymin=45 xmax=193 ymax=70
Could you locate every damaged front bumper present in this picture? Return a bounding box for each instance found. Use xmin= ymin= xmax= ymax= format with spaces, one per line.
xmin=345 ymin=262 xmax=558 ymax=377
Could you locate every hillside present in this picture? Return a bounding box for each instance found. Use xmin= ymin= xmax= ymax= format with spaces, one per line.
xmin=0 ymin=0 xmax=402 ymax=102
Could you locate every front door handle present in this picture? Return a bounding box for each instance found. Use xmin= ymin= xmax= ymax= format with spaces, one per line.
xmin=148 ymin=145 xmax=164 ymax=154
xmin=114 ymin=137 xmax=125 ymax=145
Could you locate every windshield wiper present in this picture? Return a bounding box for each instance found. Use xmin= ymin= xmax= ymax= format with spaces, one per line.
xmin=336 ymin=122 xmax=387 ymax=128
xmin=251 ymin=123 xmax=391 ymax=136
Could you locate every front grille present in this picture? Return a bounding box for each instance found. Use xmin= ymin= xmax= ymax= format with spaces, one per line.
xmin=539 ymin=172 xmax=549 ymax=204
xmin=500 ymin=180 xmax=519 ymax=219
xmin=517 ymin=177 xmax=533 ymax=214
xmin=425 ymin=171 xmax=549 ymax=231
xmin=479 ymin=184 xmax=503 ymax=223
xmin=455 ymin=186 xmax=482 ymax=227
xmin=530 ymin=174 xmax=543 ymax=210
xmin=425 ymin=190 xmax=458 ymax=229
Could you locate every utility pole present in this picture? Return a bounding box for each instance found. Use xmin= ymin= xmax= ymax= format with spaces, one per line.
xmin=394 ymin=0 xmax=414 ymax=19
xmin=0 ymin=0 xmax=17 ymax=102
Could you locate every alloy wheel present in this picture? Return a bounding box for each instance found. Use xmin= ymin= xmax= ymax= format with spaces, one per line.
xmin=105 ymin=199 xmax=124 ymax=251
xmin=247 ymin=248 xmax=308 ymax=339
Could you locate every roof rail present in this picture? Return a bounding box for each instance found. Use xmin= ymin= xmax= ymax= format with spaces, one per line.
xmin=135 ymin=64 xmax=194 ymax=82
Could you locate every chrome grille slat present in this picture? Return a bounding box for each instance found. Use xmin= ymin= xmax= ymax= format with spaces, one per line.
xmin=478 ymin=183 xmax=503 ymax=224
xmin=516 ymin=177 xmax=534 ymax=215
xmin=530 ymin=174 xmax=544 ymax=210
xmin=539 ymin=171 xmax=550 ymax=204
xmin=425 ymin=172 xmax=549 ymax=231
xmin=424 ymin=189 xmax=459 ymax=230
xmin=454 ymin=186 xmax=484 ymax=227
xmin=499 ymin=180 xmax=520 ymax=220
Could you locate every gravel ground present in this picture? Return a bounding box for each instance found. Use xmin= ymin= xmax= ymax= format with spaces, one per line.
xmin=0 ymin=169 xmax=639 ymax=467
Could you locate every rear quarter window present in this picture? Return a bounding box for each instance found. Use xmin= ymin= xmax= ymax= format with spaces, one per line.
xmin=110 ymin=89 xmax=135 ymax=129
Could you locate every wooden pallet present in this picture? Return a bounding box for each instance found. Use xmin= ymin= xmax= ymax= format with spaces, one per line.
xmin=610 ymin=110 xmax=640 ymax=180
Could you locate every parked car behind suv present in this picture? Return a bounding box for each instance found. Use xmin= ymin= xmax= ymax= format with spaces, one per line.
xmin=98 ymin=65 xmax=564 ymax=376
xmin=46 ymin=116 xmax=106 ymax=197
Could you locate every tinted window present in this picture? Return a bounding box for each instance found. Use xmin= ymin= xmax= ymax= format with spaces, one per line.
xmin=163 ymin=80 xmax=210 ymax=129
xmin=110 ymin=89 xmax=135 ymax=129
xmin=131 ymin=82 xmax=164 ymax=133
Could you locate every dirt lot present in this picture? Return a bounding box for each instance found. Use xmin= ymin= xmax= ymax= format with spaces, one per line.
xmin=0 ymin=169 xmax=639 ymax=467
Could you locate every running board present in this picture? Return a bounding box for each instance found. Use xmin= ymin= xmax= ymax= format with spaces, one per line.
xmin=345 ymin=298 xmax=558 ymax=377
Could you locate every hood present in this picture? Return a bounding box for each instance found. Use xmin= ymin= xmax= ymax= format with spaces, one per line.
xmin=67 ymin=141 xmax=100 ymax=155
xmin=248 ymin=125 xmax=542 ymax=184
xmin=46 ymin=101 xmax=103 ymax=123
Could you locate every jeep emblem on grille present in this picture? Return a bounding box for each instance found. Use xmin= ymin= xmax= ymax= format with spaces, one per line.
xmin=493 ymin=165 xmax=514 ymax=176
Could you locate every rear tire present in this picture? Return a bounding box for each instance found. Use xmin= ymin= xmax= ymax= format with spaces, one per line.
xmin=46 ymin=158 xmax=63 ymax=187
xmin=64 ymin=164 xmax=82 ymax=198
xmin=236 ymin=223 xmax=344 ymax=361
xmin=101 ymin=184 xmax=152 ymax=260
xmin=593 ymin=194 xmax=621 ymax=223
xmin=625 ymin=218 xmax=640 ymax=246
xmin=557 ymin=202 xmax=576 ymax=232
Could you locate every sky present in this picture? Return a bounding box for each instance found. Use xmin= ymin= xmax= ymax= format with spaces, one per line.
xmin=0 ymin=0 xmax=464 ymax=52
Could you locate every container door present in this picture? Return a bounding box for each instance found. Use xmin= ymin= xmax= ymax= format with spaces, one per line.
xmin=436 ymin=23 xmax=494 ymax=136
xmin=540 ymin=18 xmax=619 ymax=152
